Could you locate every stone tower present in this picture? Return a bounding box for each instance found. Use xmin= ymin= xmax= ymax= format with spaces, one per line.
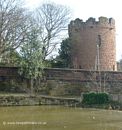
xmin=68 ymin=17 xmax=116 ymax=71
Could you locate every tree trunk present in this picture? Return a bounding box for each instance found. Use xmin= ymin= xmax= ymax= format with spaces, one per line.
xmin=30 ymin=78 xmax=34 ymax=95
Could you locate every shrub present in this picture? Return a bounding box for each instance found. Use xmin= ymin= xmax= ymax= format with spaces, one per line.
xmin=82 ymin=92 xmax=109 ymax=105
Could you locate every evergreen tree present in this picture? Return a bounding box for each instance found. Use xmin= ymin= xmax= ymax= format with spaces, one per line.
xmin=19 ymin=25 xmax=44 ymax=94
xmin=51 ymin=38 xmax=71 ymax=68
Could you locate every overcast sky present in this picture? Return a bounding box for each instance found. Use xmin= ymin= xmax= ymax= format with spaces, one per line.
xmin=25 ymin=0 xmax=122 ymax=61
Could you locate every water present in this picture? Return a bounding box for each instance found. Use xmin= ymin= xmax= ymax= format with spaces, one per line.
xmin=0 ymin=106 xmax=122 ymax=130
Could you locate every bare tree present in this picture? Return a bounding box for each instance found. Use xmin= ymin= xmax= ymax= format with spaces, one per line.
xmin=36 ymin=2 xmax=71 ymax=60
xmin=0 ymin=0 xmax=30 ymax=62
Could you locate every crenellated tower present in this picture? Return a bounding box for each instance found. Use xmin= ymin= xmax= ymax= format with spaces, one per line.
xmin=68 ymin=17 xmax=116 ymax=71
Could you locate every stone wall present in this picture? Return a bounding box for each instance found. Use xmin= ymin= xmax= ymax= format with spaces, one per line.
xmin=110 ymin=94 xmax=122 ymax=103
xmin=44 ymin=68 xmax=122 ymax=94
xmin=0 ymin=95 xmax=80 ymax=106
xmin=0 ymin=67 xmax=18 ymax=76
xmin=68 ymin=17 xmax=116 ymax=71
xmin=44 ymin=68 xmax=122 ymax=82
xmin=1 ymin=67 xmax=122 ymax=104
xmin=0 ymin=95 xmax=40 ymax=106
xmin=1 ymin=67 xmax=122 ymax=95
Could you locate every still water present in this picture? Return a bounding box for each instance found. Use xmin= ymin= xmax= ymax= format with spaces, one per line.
xmin=0 ymin=106 xmax=122 ymax=130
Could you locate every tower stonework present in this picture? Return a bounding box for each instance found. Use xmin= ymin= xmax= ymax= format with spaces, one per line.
xmin=68 ymin=17 xmax=116 ymax=71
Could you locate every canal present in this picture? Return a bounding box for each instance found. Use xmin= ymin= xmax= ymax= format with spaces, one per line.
xmin=0 ymin=106 xmax=122 ymax=130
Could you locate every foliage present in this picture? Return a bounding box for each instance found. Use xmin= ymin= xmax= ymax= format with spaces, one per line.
xmin=0 ymin=50 xmax=21 ymax=66
xmin=18 ymin=23 xmax=44 ymax=94
xmin=118 ymin=59 xmax=122 ymax=71
xmin=19 ymin=25 xmax=44 ymax=79
xmin=0 ymin=0 xmax=72 ymax=94
xmin=0 ymin=0 xmax=30 ymax=59
xmin=82 ymin=92 xmax=109 ymax=105
xmin=36 ymin=2 xmax=71 ymax=60
xmin=0 ymin=0 xmax=71 ymax=65
xmin=51 ymin=38 xmax=71 ymax=68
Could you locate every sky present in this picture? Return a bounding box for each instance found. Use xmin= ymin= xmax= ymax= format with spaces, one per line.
xmin=25 ymin=0 xmax=122 ymax=61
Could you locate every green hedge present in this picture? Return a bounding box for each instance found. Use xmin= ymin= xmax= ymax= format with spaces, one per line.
xmin=82 ymin=92 xmax=109 ymax=105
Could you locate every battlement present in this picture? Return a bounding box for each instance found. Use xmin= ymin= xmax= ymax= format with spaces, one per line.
xmin=69 ymin=17 xmax=115 ymax=29
xmin=68 ymin=16 xmax=116 ymax=71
